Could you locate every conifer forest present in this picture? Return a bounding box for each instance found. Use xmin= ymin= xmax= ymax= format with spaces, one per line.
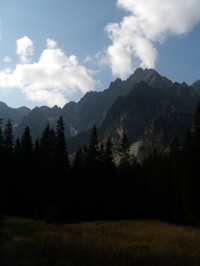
xmin=1 ymin=103 xmax=200 ymax=227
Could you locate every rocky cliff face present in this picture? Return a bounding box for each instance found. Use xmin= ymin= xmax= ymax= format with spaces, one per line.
xmin=192 ymin=79 xmax=200 ymax=95
xmin=66 ymin=70 xmax=199 ymax=157
xmin=98 ymin=80 xmax=199 ymax=157
xmin=0 ymin=101 xmax=30 ymax=129
xmin=138 ymin=111 xmax=194 ymax=159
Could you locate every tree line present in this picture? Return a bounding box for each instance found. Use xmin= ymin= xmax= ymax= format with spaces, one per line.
xmin=1 ymin=103 xmax=200 ymax=226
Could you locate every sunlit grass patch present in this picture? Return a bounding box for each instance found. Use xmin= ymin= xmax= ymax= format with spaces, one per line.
xmin=1 ymin=217 xmax=200 ymax=265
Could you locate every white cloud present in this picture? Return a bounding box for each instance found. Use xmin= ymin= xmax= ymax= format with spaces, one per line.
xmin=16 ymin=36 xmax=34 ymax=63
xmin=46 ymin=38 xmax=58 ymax=49
xmin=3 ymin=56 xmax=12 ymax=63
xmin=0 ymin=37 xmax=97 ymax=107
xmin=105 ymin=0 xmax=200 ymax=79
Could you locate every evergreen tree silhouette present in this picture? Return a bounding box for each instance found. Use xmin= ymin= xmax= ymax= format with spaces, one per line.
xmin=72 ymin=148 xmax=84 ymax=171
xmin=55 ymin=116 xmax=69 ymax=172
xmin=21 ymin=126 xmax=33 ymax=158
xmin=88 ymin=125 xmax=99 ymax=162
xmin=118 ymin=132 xmax=131 ymax=170
xmin=181 ymin=102 xmax=200 ymax=224
xmin=1 ymin=119 xmax=14 ymax=214
xmin=16 ymin=126 xmax=34 ymax=216
xmin=38 ymin=123 xmax=56 ymax=219
xmin=52 ymin=116 xmax=70 ymax=221
xmin=3 ymin=118 xmax=14 ymax=157
xmin=104 ymin=137 xmax=114 ymax=165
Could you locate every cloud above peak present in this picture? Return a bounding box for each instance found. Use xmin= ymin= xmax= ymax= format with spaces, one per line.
xmin=16 ymin=36 xmax=34 ymax=63
xmin=0 ymin=37 xmax=97 ymax=107
xmin=105 ymin=0 xmax=200 ymax=79
xmin=46 ymin=38 xmax=58 ymax=49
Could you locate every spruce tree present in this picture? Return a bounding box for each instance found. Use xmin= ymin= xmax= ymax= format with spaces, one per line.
xmin=118 ymin=132 xmax=131 ymax=169
xmin=181 ymin=102 xmax=200 ymax=224
xmin=38 ymin=123 xmax=56 ymax=218
xmin=40 ymin=123 xmax=55 ymax=165
xmin=55 ymin=116 xmax=69 ymax=171
xmin=191 ymin=101 xmax=200 ymax=146
xmin=21 ymin=126 xmax=33 ymax=159
xmin=1 ymin=119 xmax=14 ymax=214
xmin=3 ymin=118 xmax=14 ymax=156
xmin=88 ymin=125 xmax=99 ymax=161
xmin=104 ymin=137 xmax=114 ymax=164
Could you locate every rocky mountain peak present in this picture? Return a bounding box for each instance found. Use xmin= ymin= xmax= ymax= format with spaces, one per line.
xmin=128 ymin=68 xmax=172 ymax=88
xmin=0 ymin=101 xmax=9 ymax=109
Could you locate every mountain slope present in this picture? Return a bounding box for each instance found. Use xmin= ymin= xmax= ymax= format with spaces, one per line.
xmin=14 ymin=105 xmax=72 ymax=141
xmin=62 ymin=68 xmax=172 ymax=134
xmin=0 ymin=101 xmax=30 ymax=128
xmin=68 ymin=76 xmax=199 ymax=157
xmin=192 ymin=79 xmax=200 ymax=95
xmin=99 ymin=81 xmax=199 ymax=157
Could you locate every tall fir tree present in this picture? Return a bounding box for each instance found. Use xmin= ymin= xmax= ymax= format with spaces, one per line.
xmin=1 ymin=119 xmax=14 ymax=214
xmin=55 ymin=116 xmax=69 ymax=171
xmin=181 ymin=102 xmax=200 ymax=224
xmin=3 ymin=118 xmax=14 ymax=156
xmin=118 ymin=132 xmax=131 ymax=170
xmin=104 ymin=137 xmax=113 ymax=161
xmin=40 ymin=123 xmax=56 ymax=166
xmin=20 ymin=126 xmax=33 ymax=159
xmin=88 ymin=125 xmax=99 ymax=161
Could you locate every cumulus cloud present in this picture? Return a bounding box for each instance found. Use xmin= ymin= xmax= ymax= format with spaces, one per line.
xmin=105 ymin=0 xmax=200 ymax=79
xmin=0 ymin=37 xmax=97 ymax=107
xmin=16 ymin=36 xmax=34 ymax=63
xmin=46 ymin=38 xmax=58 ymax=49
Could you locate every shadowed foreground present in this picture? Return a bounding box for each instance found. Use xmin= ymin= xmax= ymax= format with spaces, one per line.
xmin=1 ymin=217 xmax=200 ymax=266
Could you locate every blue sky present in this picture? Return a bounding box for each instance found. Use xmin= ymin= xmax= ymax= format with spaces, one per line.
xmin=0 ymin=0 xmax=200 ymax=108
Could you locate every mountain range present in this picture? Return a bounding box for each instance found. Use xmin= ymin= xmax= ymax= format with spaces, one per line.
xmin=0 ymin=68 xmax=200 ymax=159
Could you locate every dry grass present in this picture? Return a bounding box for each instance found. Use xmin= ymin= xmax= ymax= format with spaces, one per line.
xmin=1 ymin=217 xmax=200 ymax=265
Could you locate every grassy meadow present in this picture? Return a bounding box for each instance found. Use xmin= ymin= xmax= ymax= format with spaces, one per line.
xmin=1 ymin=216 xmax=200 ymax=265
